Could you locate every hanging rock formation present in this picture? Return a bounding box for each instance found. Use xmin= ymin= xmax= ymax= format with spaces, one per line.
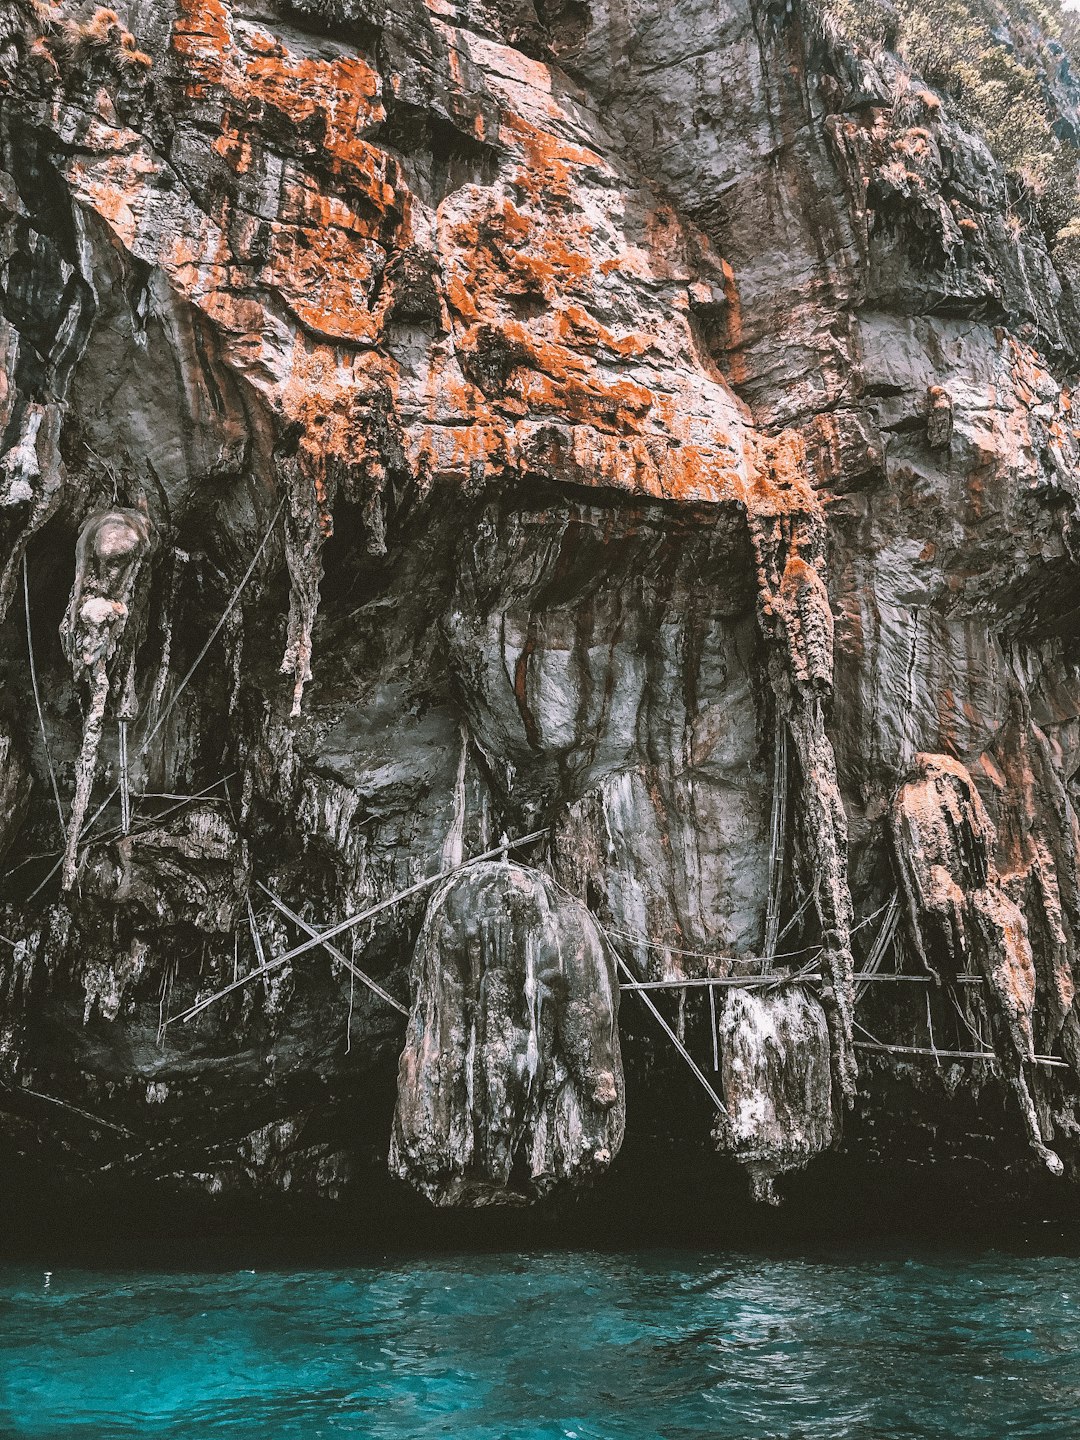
xmin=0 ymin=0 xmax=1077 ymax=1226
xmin=390 ymin=861 xmax=624 ymax=1205
xmin=713 ymin=985 xmax=835 ymax=1205
xmin=59 ymin=503 xmax=151 ymax=888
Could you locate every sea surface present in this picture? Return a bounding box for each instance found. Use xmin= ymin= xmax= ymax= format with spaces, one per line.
xmin=1 ymin=1242 xmax=1079 ymax=1438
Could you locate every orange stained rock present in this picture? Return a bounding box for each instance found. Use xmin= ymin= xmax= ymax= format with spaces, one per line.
xmin=720 ymin=259 xmax=746 ymax=388
xmin=172 ymin=0 xmax=395 ymax=210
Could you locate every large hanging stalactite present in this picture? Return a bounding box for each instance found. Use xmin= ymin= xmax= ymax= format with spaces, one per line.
xmin=748 ymin=434 xmax=858 ymax=1108
xmin=390 ymin=860 xmax=625 ymax=1206
xmin=712 ymin=984 xmax=835 ymax=1204
xmin=59 ymin=502 xmax=152 ymax=889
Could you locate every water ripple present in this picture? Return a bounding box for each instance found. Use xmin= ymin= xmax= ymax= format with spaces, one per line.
xmin=2 ymin=1248 xmax=1080 ymax=1437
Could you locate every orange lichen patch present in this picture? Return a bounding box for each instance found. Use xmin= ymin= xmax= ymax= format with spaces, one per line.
xmin=501 ymin=113 xmax=606 ymax=206
xmin=720 ymin=260 xmax=746 ymax=388
xmin=172 ymin=0 xmax=396 ymax=211
xmin=264 ymin=227 xmax=383 ymax=346
xmin=745 ymin=431 xmax=818 ymax=517
xmin=65 ymin=148 xmax=164 ymax=250
xmin=554 ymin=306 xmax=652 ymax=359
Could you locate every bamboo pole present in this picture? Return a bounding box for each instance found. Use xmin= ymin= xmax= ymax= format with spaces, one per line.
xmin=708 ymin=981 xmax=719 ymax=1072
xmin=257 ymin=882 xmax=408 ymax=1016
xmin=853 ymin=1040 xmax=1069 ymax=1069
xmin=619 ymin=972 xmax=986 ymax=991
xmin=164 ymin=830 xmax=547 ymax=1028
xmin=118 ymin=719 xmax=131 ymax=834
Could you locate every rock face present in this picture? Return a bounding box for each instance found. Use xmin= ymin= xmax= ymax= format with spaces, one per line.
xmin=390 ymin=860 xmax=623 ymax=1205
xmin=0 ymin=0 xmax=1078 ymax=1227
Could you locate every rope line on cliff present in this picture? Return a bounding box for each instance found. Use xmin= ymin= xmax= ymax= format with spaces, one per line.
xmin=763 ymin=716 xmax=788 ymax=965
xmin=23 ymin=554 xmax=65 ymax=836
xmin=162 ymin=830 xmax=548 ymax=1028
xmin=137 ymin=498 xmax=285 ymax=759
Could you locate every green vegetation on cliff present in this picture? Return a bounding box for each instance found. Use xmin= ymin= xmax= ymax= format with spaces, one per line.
xmin=817 ymin=0 xmax=1080 ymax=245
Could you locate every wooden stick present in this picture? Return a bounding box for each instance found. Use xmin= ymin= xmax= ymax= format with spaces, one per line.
xmin=164 ymin=830 xmax=547 ymax=1027
xmin=118 ymin=719 xmax=131 ymax=834
xmin=257 ymin=883 xmax=408 ymax=1016
xmin=612 ymin=951 xmax=729 ymax=1115
xmin=22 ymin=554 xmax=64 ymax=835
xmin=853 ymin=1040 xmax=1069 ymax=1069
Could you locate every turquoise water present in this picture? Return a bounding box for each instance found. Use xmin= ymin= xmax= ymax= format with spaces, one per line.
xmin=1 ymin=1246 xmax=1079 ymax=1437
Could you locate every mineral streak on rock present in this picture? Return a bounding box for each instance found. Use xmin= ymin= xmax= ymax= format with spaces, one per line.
xmin=390 ymin=862 xmax=624 ymax=1206
xmin=0 ymin=0 xmax=1077 ymax=1221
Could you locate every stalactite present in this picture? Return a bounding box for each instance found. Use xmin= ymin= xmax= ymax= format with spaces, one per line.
xmin=747 ymin=433 xmax=857 ymax=1107
xmin=59 ymin=503 xmax=151 ymax=889
xmin=390 ymin=861 xmax=624 ymax=1206
xmin=278 ymin=451 xmax=334 ymax=719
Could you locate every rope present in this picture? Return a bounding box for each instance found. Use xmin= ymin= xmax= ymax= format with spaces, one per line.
xmin=137 ymin=499 xmax=284 ymax=758
xmin=763 ymin=716 xmax=787 ymax=962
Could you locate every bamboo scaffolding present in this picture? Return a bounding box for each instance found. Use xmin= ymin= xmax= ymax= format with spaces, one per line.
xmin=611 ymin=950 xmax=729 ymax=1117
xmin=163 ymin=830 xmax=547 ymax=1028
xmin=256 ymin=882 xmax=408 ymax=1016
xmin=18 ymin=500 xmax=283 ymax=898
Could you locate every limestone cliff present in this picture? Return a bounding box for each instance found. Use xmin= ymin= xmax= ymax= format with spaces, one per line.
xmin=0 ymin=0 xmax=1078 ymax=1230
